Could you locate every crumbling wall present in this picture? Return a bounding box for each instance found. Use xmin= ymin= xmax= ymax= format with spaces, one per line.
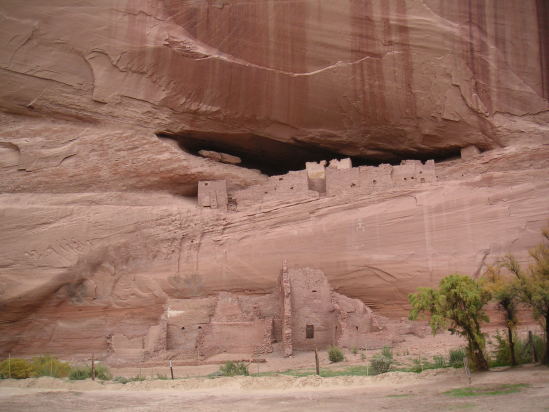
xmin=328 ymin=158 xmax=352 ymax=170
xmin=103 ymin=258 xmax=421 ymax=362
xmin=110 ymin=334 xmax=146 ymax=362
xmin=144 ymin=314 xmax=167 ymax=356
xmin=358 ymin=164 xmax=393 ymax=190
xmin=332 ymin=293 xmax=374 ymax=349
xmin=267 ymin=170 xmax=308 ymax=199
xmin=200 ymin=319 xmax=269 ymax=357
xmin=197 ymin=180 xmax=228 ymax=210
xmin=231 ymin=181 xmax=276 ymax=209
xmin=461 ymin=145 xmax=481 ymax=160
xmin=306 ymin=161 xmax=327 ymax=193
xmin=199 ymin=292 xmax=273 ymax=357
xmin=284 ymin=265 xmax=377 ymax=352
xmin=281 ymin=261 xmax=293 ymax=356
xmin=231 ymin=170 xmax=316 ymax=210
xmin=288 ymin=267 xmax=337 ymax=351
xmin=165 ymin=297 xmax=216 ymax=358
xmin=214 ymin=158 xmax=437 ymax=212
xmin=326 ymin=167 xmax=360 ymax=195
xmin=392 ymin=160 xmax=436 ymax=186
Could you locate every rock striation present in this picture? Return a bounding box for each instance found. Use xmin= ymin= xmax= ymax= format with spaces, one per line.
xmin=0 ymin=143 xmax=547 ymax=360
xmin=0 ymin=1 xmax=548 ymax=361
xmin=0 ymin=0 xmax=547 ymax=167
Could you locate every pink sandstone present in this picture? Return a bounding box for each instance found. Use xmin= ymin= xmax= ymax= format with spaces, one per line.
xmin=0 ymin=1 xmax=547 ymax=361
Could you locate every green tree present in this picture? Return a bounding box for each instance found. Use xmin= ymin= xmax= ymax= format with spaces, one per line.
xmin=409 ymin=274 xmax=490 ymax=371
xmin=501 ymin=229 xmax=549 ymax=365
xmin=481 ymin=266 xmax=519 ymax=366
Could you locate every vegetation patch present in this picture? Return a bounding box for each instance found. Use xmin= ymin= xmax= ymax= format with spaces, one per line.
xmin=112 ymin=376 xmax=146 ymax=384
xmin=68 ymin=364 xmax=111 ymax=381
xmin=328 ymin=346 xmax=345 ymax=363
xmin=370 ymin=346 xmax=393 ymax=375
xmin=30 ymin=355 xmax=71 ymax=378
xmin=0 ymin=358 xmax=34 ymax=379
xmin=444 ymin=384 xmax=529 ymax=397
xmin=218 ymin=361 xmax=249 ymax=377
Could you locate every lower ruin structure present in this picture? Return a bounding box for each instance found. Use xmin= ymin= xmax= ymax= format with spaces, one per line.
xmin=108 ymin=263 xmax=384 ymax=362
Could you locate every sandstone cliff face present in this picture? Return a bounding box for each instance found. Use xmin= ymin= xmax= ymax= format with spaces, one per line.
xmin=0 ymin=1 xmax=548 ymax=359
xmin=1 ymin=144 xmax=547 ymax=357
xmin=0 ymin=0 xmax=547 ymax=167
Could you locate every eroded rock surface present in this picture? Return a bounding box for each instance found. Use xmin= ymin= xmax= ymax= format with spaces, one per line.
xmin=0 ymin=0 xmax=547 ymax=164
xmin=1 ymin=144 xmax=547 ymax=359
xmin=0 ymin=1 xmax=548 ymax=361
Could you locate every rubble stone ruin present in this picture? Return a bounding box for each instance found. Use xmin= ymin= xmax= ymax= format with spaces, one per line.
xmin=197 ymin=180 xmax=228 ymax=210
xmin=197 ymin=157 xmax=437 ymax=211
xmin=107 ymin=263 xmax=379 ymax=362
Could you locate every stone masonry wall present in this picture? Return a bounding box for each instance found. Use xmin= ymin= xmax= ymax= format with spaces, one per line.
xmin=197 ymin=180 xmax=228 ymax=210
xmin=215 ymin=158 xmax=437 ymax=212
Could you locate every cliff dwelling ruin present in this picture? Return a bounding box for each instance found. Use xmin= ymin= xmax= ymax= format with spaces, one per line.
xmin=0 ymin=0 xmax=548 ymax=379
xmin=106 ymin=262 xmax=399 ymax=362
xmin=197 ymin=156 xmax=437 ymax=211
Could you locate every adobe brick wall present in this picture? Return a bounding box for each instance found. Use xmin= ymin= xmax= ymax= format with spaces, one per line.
xmin=221 ymin=158 xmax=438 ymax=212
xmin=197 ymin=180 xmax=228 ymax=210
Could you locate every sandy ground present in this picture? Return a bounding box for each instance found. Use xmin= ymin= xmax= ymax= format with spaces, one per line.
xmin=0 ymin=365 xmax=548 ymax=412
xmin=107 ymin=327 xmax=533 ymax=379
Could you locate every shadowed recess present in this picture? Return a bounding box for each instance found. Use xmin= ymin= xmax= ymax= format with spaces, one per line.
xmin=156 ymin=130 xmax=463 ymax=175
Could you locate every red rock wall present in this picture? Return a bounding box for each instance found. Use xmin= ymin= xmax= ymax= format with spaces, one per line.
xmin=0 ymin=1 xmax=547 ymax=161
xmin=0 ymin=1 xmax=548 ymax=359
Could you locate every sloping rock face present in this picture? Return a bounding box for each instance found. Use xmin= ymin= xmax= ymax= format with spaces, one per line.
xmin=1 ymin=145 xmax=547 ymax=358
xmin=0 ymin=1 xmax=548 ymax=360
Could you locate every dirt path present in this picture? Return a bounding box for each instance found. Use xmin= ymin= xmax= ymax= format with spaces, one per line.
xmin=0 ymin=366 xmax=547 ymax=412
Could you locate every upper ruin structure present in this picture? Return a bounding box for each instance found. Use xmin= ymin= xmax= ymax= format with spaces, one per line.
xmin=198 ymin=158 xmax=437 ymax=211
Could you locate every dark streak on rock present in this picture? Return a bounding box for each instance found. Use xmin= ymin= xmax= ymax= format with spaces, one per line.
xmin=537 ymin=0 xmax=549 ymax=99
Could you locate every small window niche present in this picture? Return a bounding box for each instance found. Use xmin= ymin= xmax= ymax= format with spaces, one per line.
xmin=306 ymin=324 xmax=314 ymax=339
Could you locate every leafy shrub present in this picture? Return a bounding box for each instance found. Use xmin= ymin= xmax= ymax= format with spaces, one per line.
xmin=219 ymin=361 xmax=249 ymax=377
xmin=432 ymin=355 xmax=447 ymax=369
xmin=381 ymin=346 xmax=393 ymax=359
xmin=409 ymin=275 xmax=491 ymax=370
xmin=367 ymin=346 xmax=394 ymax=374
xmin=69 ymin=364 xmax=111 ymax=381
xmin=113 ymin=375 xmax=146 ymax=384
xmin=0 ymin=358 xmax=34 ymax=379
xmin=409 ymin=357 xmax=423 ymax=373
xmin=113 ymin=376 xmax=130 ymax=384
xmin=491 ymin=331 xmax=545 ymax=366
xmin=30 ymin=355 xmax=71 ymax=378
xmin=449 ymin=348 xmax=466 ymax=368
xmin=328 ymin=346 xmax=345 ymax=363
xmin=410 ymin=355 xmax=448 ymax=373
xmin=69 ymin=367 xmax=89 ymax=380
xmin=370 ymin=353 xmax=392 ymax=375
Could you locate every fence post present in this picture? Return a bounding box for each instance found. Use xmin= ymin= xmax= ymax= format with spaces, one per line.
xmin=463 ymin=356 xmax=471 ymax=385
xmin=528 ymin=331 xmax=538 ymax=363
xmin=91 ymin=353 xmax=95 ymax=381
xmin=314 ymin=347 xmax=320 ymax=376
xmin=169 ymin=360 xmax=174 ymax=380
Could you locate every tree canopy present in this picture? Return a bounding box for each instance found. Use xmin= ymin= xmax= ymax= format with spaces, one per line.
xmin=409 ymin=274 xmax=491 ymax=370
